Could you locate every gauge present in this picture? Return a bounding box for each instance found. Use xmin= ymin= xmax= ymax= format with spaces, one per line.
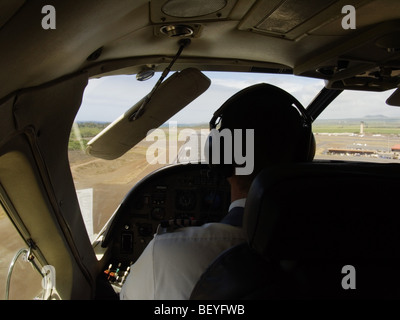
xmin=151 ymin=207 xmax=165 ymax=220
xmin=137 ymin=223 xmax=153 ymax=237
xmin=175 ymin=190 xmax=196 ymax=210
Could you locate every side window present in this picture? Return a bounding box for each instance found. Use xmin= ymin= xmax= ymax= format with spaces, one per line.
xmin=0 ymin=204 xmax=43 ymax=300
xmin=314 ymin=89 xmax=400 ymax=163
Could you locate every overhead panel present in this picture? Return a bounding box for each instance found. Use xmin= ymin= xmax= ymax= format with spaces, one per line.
xmin=256 ymin=0 xmax=337 ymax=34
xmin=238 ymin=0 xmax=341 ymax=40
xmin=237 ymin=0 xmax=376 ymax=41
xmin=150 ymin=0 xmax=238 ymax=23
xmin=295 ymin=20 xmax=400 ymax=91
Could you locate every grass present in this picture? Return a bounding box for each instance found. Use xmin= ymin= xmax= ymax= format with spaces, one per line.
xmin=313 ymin=126 xmax=400 ymax=134
xmin=69 ymin=122 xmax=109 ymax=151
xmin=313 ymin=118 xmax=400 ymax=135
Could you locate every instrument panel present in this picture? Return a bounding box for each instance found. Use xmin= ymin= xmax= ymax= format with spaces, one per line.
xmin=101 ymin=163 xmax=230 ymax=285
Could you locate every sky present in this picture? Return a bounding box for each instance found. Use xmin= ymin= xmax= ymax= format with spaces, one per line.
xmin=76 ymin=71 xmax=399 ymax=124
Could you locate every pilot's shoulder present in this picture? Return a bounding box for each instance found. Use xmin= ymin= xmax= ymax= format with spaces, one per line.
xmin=155 ymin=221 xmax=245 ymax=241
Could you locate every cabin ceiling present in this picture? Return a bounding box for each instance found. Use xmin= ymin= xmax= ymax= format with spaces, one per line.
xmin=0 ymin=0 xmax=400 ymax=99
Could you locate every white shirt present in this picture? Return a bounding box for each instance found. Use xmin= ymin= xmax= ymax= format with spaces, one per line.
xmin=228 ymin=198 xmax=246 ymax=212
xmin=119 ymin=222 xmax=246 ymax=300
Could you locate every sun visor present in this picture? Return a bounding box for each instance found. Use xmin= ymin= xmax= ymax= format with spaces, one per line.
xmin=86 ymin=68 xmax=210 ymax=160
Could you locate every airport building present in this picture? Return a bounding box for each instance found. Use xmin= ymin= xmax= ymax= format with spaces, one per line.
xmin=327 ymin=148 xmax=376 ymax=156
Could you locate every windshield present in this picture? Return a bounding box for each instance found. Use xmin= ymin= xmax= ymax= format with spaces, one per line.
xmin=69 ymin=71 xmax=398 ymax=242
xmin=70 ymin=72 xmax=323 ymax=241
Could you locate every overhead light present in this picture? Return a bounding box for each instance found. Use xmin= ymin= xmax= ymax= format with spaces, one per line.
xmin=160 ymin=24 xmax=194 ymax=37
xmin=161 ymin=0 xmax=227 ymax=18
xmin=151 ymin=0 xmax=236 ymax=23
xmin=87 ymin=47 xmax=103 ymax=61
xmin=136 ymin=67 xmax=155 ymax=81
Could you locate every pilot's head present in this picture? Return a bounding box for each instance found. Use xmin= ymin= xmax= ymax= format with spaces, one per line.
xmin=206 ymin=83 xmax=315 ymax=183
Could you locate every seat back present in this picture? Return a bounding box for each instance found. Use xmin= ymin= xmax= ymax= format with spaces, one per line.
xmin=191 ymin=162 xmax=400 ymax=299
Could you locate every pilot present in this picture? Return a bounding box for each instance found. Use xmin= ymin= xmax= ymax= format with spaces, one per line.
xmin=119 ymin=83 xmax=315 ymax=300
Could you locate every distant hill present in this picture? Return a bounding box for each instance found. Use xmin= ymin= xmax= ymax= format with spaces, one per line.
xmin=313 ymin=116 xmax=400 ymax=134
xmin=363 ymin=115 xmax=389 ymax=119
xmin=314 ymin=117 xmax=400 ymax=125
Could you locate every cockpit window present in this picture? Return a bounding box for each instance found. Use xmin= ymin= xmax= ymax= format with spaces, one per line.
xmin=68 ymin=72 xmax=323 ymax=242
xmin=314 ymin=89 xmax=399 ymax=162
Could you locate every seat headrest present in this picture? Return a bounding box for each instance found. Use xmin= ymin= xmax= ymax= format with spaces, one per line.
xmin=244 ymin=162 xmax=400 ymax=260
